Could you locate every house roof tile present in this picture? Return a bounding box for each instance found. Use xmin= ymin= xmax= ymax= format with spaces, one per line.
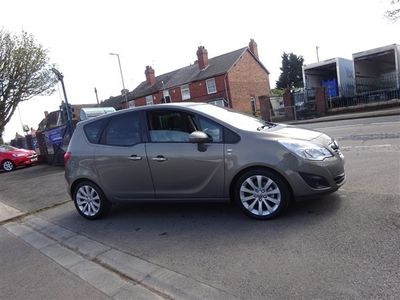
xmin=128 ymin=47 xmax=249 ymax=100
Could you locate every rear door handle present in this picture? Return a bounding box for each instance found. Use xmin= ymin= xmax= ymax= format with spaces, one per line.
xmin=152 ymin=155 xmax=167 ymax=162
xmin=128 ymin=155 xmax=142 ymax=161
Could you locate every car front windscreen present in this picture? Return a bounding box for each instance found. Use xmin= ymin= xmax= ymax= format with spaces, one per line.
xmin=191 ymin=104 xmax=264 ymax=131
xmin=0 ymin=145 xmax=17 ymax=152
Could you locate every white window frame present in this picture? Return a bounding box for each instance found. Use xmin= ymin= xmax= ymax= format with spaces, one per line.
xmin=180 ymin=84 xmax=191 ymax=100
xmin=145 ymin=95 xmax=154 ymax=105
xmin=206 ymin=78 xmax=217 ymax=94
xmin=128 ymin=100 xmax=135 ymax=108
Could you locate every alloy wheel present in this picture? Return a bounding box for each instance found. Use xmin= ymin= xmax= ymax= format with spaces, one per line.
xmin=2 ymin=160 xmax=14 ymax=172
xmin=76 ymin=185 xmax=101 ymax=217
xmin=239 ymin=175 xmax=281 ymax=216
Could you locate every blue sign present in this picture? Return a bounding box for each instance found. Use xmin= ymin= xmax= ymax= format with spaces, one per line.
xmin=44 ymin=126 xmax=66 ymax=146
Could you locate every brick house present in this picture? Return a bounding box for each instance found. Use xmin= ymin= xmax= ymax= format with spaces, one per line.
xmin=123 ymin=39 xmax=271 ymax=116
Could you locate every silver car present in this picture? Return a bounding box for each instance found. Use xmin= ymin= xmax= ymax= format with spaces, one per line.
xmin=65 ymin=103 xmax=345 ymax=220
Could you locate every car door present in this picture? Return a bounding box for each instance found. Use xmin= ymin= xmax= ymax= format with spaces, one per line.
xmin=145 ymin=109 xmax=225 ymax=199
xmin=94 ymin=111 xmax=154 ymax=200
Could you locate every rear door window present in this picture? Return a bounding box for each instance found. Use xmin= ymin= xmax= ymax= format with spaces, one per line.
xmin=84 ymin=118 xmax=108 ymax=144
xmin=102 ymin=112 xmax=141 ymax=146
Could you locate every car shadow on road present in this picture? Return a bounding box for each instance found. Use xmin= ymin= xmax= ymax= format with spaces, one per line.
xmin=108 ymin=192 xmax=343 ymax=221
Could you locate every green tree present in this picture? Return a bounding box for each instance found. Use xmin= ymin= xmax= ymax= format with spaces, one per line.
xmin=385 ymin=0 xmax=400 ymax=22
xmin=276 ymin=52 xmax=304 ymax=89
xmin=0 ymin=30 xmax=57 ymax=141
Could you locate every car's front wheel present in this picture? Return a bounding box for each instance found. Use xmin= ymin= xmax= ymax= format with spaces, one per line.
xmin=234 ymin=169 xmax=290 ymax=219
xmin=2 ymin=160 xmax=15 ymax=172
xmin=73 ymin=181 xmax=111 ymax=220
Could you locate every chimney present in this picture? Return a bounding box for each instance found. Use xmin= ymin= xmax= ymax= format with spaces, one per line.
xmin=44 ymin=111 xmax=49 ymax=118
xmin=145 ymin=65 xmax=156 ymax=85
xmin=196 ymin=46 xmax=209 ymax=70
xmin=249 ymin=39 xmax=259 ymax=59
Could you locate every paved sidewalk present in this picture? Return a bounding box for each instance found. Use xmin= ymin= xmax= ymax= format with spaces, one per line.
xmin=286 ymin=106 xmax=400 ymax=125
xmin=0 ymin=227 xmax=111 ymax=300
xmin=2 ymin=214 xmax=237 ymax=300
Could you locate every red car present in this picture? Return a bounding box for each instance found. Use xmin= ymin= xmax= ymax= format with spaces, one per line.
xmin=0 ymin=144 xmax=38 ymax=172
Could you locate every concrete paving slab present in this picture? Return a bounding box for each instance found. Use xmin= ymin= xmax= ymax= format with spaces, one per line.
xmin=113 ymin=284 xmax=164 ymax=300
xmin=63 ymin=234 xmax=111 ymax=258
xmin=0 ymin=201 xmax=24 ymax=223
xmin=23 ymin=215 xmax=51 ymax=230
xmin=3 ymin=222 xmax=33 ymax=236
xmin=98 ymin=249 xmax=235 ymax=300
xmin=142 ymin=268 xmax=235 ymax=300
xmin=19 ymin=230 xmax=56 ymax=249
xmin=25 ymin=216 xmax=76 ymax=241
xmin=69 ymin=260 xmax=129 ymax=297
xmin=41 ymin=243 xmax=85 ymax=269
xmin=98 ymin=249 xmax=161 ymax=282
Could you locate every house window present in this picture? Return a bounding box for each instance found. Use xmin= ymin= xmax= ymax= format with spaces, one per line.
xmin=206 ymin=78 xmax=217 ymax=94
xmin=128 ymin=101 xmax=135 ymax=108
xmin=180 ymin=84 xmax=191 ymax=100
xmin=145 ymin=95 xmax=154 ymax=105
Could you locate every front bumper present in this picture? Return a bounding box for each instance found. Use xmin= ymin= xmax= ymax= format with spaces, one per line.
xmin=283 ymin=154 xmax=346 ymax=198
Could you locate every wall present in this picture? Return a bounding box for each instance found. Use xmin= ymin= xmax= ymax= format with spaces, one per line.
xmin=227 ymin=50 xmax=271 ymax=114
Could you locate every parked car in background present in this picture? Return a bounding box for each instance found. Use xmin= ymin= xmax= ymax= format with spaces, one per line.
xmin=65 ymin=103 xmax=345 ymax=220
xmin=0 ymin=144 xmax=38 ymax=172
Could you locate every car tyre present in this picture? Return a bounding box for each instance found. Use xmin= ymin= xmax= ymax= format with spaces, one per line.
xmin=234 ymin=169 xmax=290 ymax=220
xmin=73 ymin=181 xmax=111 ymax=220
xmin=2 ymin=160 xmax=15 ymax=172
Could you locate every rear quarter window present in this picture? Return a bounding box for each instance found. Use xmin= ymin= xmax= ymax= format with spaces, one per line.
xmin=83 ymin=118 xmax=108 ymax=144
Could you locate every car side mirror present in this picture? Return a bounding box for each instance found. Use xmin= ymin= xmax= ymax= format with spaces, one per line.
xmin=188 ymin=131 xmax=211 ymax=143
xmin=188 ymin=131 xmax=211 ymax=152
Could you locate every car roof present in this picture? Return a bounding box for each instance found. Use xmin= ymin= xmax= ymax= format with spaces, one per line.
xmin=78 ymin=102 xmax=211 ymax=126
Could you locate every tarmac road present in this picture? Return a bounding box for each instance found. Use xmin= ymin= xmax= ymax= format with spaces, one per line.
xmin=1 ymin=114 xmax=399 ymax=299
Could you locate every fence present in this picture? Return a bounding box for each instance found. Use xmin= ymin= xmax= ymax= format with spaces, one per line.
xmin=271 ymin=75 xmax=400 ymax=121
xmin=325 ymin=73 xmax=399 ymax=109
xmin=269 ymin=90 xmax=318 ymax=121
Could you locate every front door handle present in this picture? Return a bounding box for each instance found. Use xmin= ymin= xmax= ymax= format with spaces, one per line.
xmin=152 ymin=155 xmax=167 ymax=162
xmin=128 ymin=155 xmax=142 ymax=161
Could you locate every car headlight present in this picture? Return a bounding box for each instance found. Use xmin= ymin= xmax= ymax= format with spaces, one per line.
xmin=279 ymin=139 xmax=333 ymax=161
xmin=12 ymin=153 xmax=26 ymax=157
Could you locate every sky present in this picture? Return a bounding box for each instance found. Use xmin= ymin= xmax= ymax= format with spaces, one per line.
xmin=1 ymin=0 xmax=399 ymax=142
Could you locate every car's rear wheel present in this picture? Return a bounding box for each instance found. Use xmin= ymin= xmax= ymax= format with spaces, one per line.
xmin=234 ymin=169 xmax=290 ymax=220
xmin=2 ymin=160 xmax=15 ymax=172
xmin=73 ymin=181 xmax=111 ymax=220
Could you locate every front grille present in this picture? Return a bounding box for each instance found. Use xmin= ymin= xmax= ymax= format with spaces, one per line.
xmin=334 ymin=173 xmax=346 ymax=185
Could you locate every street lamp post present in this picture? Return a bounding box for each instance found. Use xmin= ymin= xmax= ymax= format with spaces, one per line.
xmin=109 ymin=53 xmax=128 ymax=107
xmin=51 ymin=68 xmax=72 ymax=131
xmin=94 ymin=87 xmax=100 ymax=106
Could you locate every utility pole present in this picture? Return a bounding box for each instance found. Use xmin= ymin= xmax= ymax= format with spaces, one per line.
xmin=94 ymin=87 xmax=100 ymax=106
